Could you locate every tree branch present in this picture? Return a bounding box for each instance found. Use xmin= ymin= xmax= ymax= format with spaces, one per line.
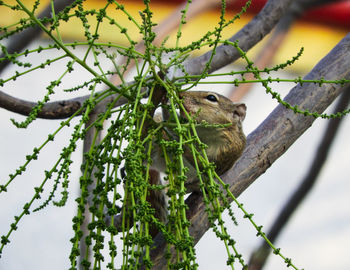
xmin=177 ymin=0 xmax=293 ymax=77
xmin=0 ymin=0 xmax=292 ymax=119
xmin=248 ymin=84 xmax=350 ymax=270
xmin=149 ymin=32 xmax=350 ymax=269
xmin=0 ymin=90 xmax=129 ymax=119
xmin=229 ymin=0 xmax=338 ymax=101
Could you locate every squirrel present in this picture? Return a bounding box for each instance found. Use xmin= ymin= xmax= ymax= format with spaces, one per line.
xmin=147 ymin=91 xmax=246 ymax=228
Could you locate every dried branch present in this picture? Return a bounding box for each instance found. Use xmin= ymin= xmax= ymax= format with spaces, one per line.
xmin=0 ymin=90 xmax=129 ymax=119
xmin=229 ymin=20 xmax=290 ymax=101
xmin=229 ymin=0 xmax=341 ymax=101
xmin=177 ymin=0 xmax=293 ymax=77
xmin=247 ymin=84 xmax=350 ymax=270
xmin=149 ymin=32 xmax=350 ymax=269
xmin=110 ymin=0 xmax=226 ymax=85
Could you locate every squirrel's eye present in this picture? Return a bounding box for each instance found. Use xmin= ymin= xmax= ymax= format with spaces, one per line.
xmin=206 ymin=94 xmax=218 ymax=102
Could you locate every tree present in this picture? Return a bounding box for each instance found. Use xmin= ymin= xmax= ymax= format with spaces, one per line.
xmin=0 ymin=0 xmax=349 ymax=269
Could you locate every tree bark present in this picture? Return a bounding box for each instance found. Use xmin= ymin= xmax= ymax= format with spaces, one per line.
xmin=149 ymin=33 xmax=350 ymax=269
xmin=177 ymin=0 xmax=293 ymax=77
xmin=248 ymin=85 xmax=350 ymax=269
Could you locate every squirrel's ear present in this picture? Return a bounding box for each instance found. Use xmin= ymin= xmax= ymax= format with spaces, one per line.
xmin=233 ymin=103 xmax=246 ymax=122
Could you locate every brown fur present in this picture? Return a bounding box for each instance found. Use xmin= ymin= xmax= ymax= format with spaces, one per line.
xmin=180 ymin=91 xmax=246 ymax=191
xmin=149 ymin=91 xmax=246 ymax=222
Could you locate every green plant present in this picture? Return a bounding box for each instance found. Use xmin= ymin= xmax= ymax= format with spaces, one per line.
xmin=0 ymin=0 xmax=349 ymax=269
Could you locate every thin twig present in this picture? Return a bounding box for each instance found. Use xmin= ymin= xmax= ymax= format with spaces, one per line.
xmin=0 ymin=0 xmax=72 ymax=74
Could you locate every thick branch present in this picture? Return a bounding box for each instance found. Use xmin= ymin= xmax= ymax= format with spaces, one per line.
xmin=150 ymin=33 xmax=350 ymax=269
xmin=0 ymin=90 xmax=129 ymax=119
xmin=229 ymin=0 xmax=338 ymax=101
xmin=178 ymin=0 xmax=293 ymax=77
xmin=248 ymin=85 xmax=350 ymax=270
